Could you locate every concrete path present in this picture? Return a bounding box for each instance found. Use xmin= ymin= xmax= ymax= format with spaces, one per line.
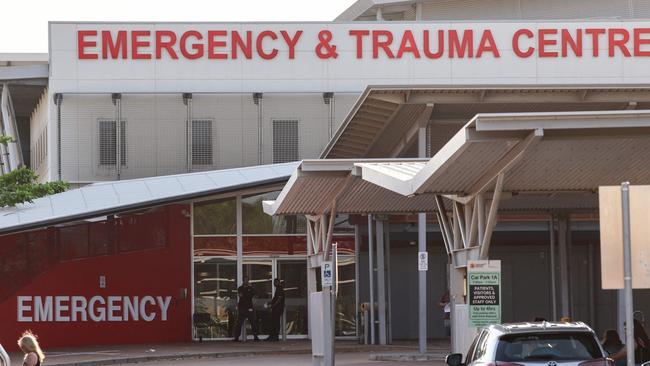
xmin=8 ymin=339 xmax=450 ymax=366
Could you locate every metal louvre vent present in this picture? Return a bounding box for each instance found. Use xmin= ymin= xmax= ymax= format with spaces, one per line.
xmin=191 ymin=119 xmax=213 ymax=166
xmin=98 ymin=119 xmax=126 ymax=166
xmin=272 ymin=119 xmax=299 ymax=164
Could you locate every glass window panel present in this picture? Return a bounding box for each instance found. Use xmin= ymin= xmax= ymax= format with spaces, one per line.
xmin=88 ymin=220 xmax=114 ymax=256
xmin=242 ymin=236 xmax=307 ymax=256
xmin=193 ymin=237 xmax=237 ymax=257
xmin=193 ymin=258 xmax=237 ymax=339
xmin=242 ymin=191 xmax=305 ymax=234
xmin=193 ymin=198 xmax=237 ymax=235
xmin=278 ymin=260 xmax=308 ymax=336
xmin=335 ymin=256 xmax=357 ymax=336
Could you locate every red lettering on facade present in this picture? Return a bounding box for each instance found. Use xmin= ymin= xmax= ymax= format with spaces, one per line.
xmin=396 ymin=30 xmax=421 ymax=58
xmin=180 ymin=31 xmax=204 ymax=59
xmin=585 ymin=28 xmax=605 ymax=57
xmin=232 ymin=31 xmax=252 ymax=59
xmin=476 ymin=30 xmax=500 ymax=58
xmin=207 ymin=30 xmax=227 ymax=59
xmin=257 ymin=31 xmax=278 ymax=60
xmin=512 ymin=29 xmax=534 ymax=58
xmin=78 ymin=30 xmax=98 ymax=60
xmin=280 ymin=30 xmax=303 ymax=59
xmin=155 ymin=31 xmax=178 ymax=59
xmin=423 ymin=30 xmax=444 ymax=59
xmin=131 ymin=31 xmax=152 ymax=60
xmin=634 ymin=28 xmax=650 ymax=56
xmin=538 ymin=29 xmax=558 ymax=57
xmin=561 ymin=29 xmax=582 ymax=57
xmin=609 ymin=28 xmax=631 ymax=57
xmin=349 ymin=30 xmax=370 ymax=59
xmin=102 ymin=31 xmax=127 ymax=59
xmin=372 ymin=30 xmax=394 ymax=58
xmin=448 ymin=30 xmax=473 ymax=58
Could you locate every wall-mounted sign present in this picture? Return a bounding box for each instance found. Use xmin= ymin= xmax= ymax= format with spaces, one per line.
xmin=468 ymin=260 xmax=501 ymax=327
xmin=76 ymin=27 xmax=650 ymax=61
xmin=17 ymin=295 xmax=172 ymax=322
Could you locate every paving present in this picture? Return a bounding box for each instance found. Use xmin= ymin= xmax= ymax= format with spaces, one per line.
xmin=7 ymin=339 xmax=450 ymax=365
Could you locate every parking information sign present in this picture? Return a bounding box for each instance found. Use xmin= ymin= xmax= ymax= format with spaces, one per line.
xmin=468 ymin=260 xmax=501 ymax=327
xmin=321 ymin=261 xmax=333 ymax=287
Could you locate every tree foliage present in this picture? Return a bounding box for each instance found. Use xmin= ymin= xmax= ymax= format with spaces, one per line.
xmin=0 ymin=167 xmax=69 ymax=207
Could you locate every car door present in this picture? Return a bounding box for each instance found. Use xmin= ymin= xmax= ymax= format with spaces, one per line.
xmin=467 ymin=330 xmax=489 ymax=366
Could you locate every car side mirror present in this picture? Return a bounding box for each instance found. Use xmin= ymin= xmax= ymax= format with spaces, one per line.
xmin=446 ymin=353 xmax=464 ymax=366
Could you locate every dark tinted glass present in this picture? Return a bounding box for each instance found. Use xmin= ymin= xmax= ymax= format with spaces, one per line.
xmin=496 ymin=332 xmax=602 ymax=362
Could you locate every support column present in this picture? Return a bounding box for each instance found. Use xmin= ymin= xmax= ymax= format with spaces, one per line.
xmin=368 ymin=215 xmax=376 ymax=344
xmin=385 ymin=222 xmax=393 ymax=344
xmin=558 ymin=215 xmax=570 ymax=318
xmin=376 ymin=219 xmax=387 ymax=345
xmin=236 ymin=195 xmax=245 ymax=339
xmin=417 ymin=124 xmax=428 ymax=354
xmin=307 ymin=222 xmax=317 ymax=339
xmin=449 ymin=264 xmax=467 ymax=354
xmin=549 ymin=216 xmax=558 ymax=321
xmin=354 ymin=224 xmax=360 ymax=339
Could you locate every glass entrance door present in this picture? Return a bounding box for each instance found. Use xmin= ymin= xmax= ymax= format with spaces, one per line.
xmin=242 ymin=260 xmax=273 ymax=337
xmin=277 ymin=260 xmax=308 ymax=336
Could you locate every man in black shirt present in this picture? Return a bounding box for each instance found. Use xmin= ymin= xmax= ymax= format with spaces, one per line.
xmin=266 ymin=279 xmax=285 ymax=341
xmin=233 ymin=276 xmax=260 ymax=341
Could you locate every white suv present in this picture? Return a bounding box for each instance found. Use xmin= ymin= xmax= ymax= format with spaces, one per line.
xmin=446 ymin=322 xmax=612 ymax=366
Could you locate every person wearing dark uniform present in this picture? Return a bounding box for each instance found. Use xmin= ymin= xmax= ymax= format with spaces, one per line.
xmin=266 ymin=278 xmax=286 ymax=341
xmin=233 ymin=276 xmax=260 ymax=341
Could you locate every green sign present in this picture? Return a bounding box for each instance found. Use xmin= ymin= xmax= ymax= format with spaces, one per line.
xmin=468 ymin=260 xmax=501 ymax=327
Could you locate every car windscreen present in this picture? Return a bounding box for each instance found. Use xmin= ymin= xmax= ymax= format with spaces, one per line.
xmin=496 ymin=332 xmax=602 ymax=362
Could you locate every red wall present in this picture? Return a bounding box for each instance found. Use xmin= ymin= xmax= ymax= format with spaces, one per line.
xmin=0 ymin=204 xmax=192 ymax=350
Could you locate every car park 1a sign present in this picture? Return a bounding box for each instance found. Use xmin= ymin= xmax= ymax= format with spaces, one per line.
xmin=468 ymin=260 xmax=501 ymax=327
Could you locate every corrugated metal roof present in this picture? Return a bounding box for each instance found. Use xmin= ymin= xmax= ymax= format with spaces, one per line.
xmin=0 ymin=162 xmax=298 ymax=235
xmin=262 ymin=159 xmax=437 ymax=215
xmin=360 ymin=110 xmax=650 ymax=196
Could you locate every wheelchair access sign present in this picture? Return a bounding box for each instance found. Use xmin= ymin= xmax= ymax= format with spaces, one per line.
xmin=468 ymin=260 xmax=501 ymax=327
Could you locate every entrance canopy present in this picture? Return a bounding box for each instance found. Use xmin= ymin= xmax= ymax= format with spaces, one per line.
xmin=359 ymin=109 xmax=650 ymax=198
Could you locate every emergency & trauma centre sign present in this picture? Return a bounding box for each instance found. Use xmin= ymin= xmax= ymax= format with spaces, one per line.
xmin=77 ymin=26 xmax=650 ymax=61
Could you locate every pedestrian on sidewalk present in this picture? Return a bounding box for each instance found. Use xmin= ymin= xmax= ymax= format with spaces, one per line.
xmin=17 ymin=331 xmax=45 ymax=366
xmin=266 ymin=278 xmax=286 ymax=341
xmin=233 ymin=276 xmax=260 ymax=342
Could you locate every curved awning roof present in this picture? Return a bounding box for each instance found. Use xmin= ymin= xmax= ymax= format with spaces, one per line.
xmin=0 ymin=162 xmax=298 ymax=235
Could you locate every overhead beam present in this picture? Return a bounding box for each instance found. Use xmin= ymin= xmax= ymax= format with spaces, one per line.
xmin=466 ymin=129 xmax=544 ymax=197
xmin=368 ymin=93 xmax=405 ymax=105
xmin=405 ymin=90 xmax=650 ymax=104
xmin=389 ymin=103 xmax=434 ymax=157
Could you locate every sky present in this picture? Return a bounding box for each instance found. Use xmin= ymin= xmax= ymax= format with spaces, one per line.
xmin=0 ymin=0 xmax=357 ymax=53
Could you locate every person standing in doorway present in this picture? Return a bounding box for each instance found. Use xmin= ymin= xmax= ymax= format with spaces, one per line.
xmin=17 ymin=331 xmax=45 ymax=366
xmin=612 ymin=319 xmax=650 ymax=365
xmin=266 ymin=279 xmax=286 ymax=341
xmin=438 ymin=290 xmax=451 ymax=337
xmin=233 ymin=276 xmax=260 ymax=342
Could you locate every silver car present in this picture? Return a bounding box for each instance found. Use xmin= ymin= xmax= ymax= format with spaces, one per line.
xmin=446 ymin=322 xmax=612 ymax=366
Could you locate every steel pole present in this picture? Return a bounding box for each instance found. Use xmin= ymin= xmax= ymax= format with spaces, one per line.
xmin=621 ymin=182 xmax=635 ymax=366
xmin=418 ymin=212 xmax=427 ymax=354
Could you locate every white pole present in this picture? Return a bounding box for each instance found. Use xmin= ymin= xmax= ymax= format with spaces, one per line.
xmin=621 ymin=182 xmax=635 ymax=366
xmin=549 ymin=216 xmax=557 ymax=320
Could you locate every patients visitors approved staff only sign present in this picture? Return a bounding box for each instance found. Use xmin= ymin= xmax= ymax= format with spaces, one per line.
xmin=468 ymin=260 xmax=501 ymax=327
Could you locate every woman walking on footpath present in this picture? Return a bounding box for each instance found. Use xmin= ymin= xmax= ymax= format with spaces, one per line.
xmin=18 ymin=331 xmax=45 ymax=366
